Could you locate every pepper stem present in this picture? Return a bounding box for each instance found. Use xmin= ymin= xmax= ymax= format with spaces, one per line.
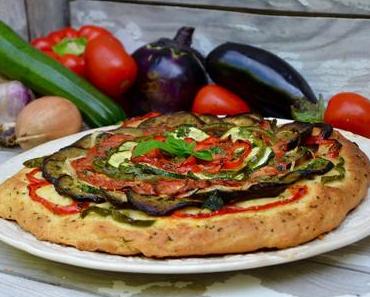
xmin=173 ymin=27 xmax=194 ymax=46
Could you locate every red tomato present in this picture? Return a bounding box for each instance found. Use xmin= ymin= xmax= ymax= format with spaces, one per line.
xmin=84 ymin=34 xmax=137 ymax=98
xmin=58 ymin=54 xmax=86 ymax=77
xmin=31 ymin=37 xmax=53 ymax=51
xmin=324 ymin=92 xmax=370 ymax=138
xmin=48 ymin=27 xmax=78 ymax=43
xmin=78 ymin=25 xmax=112 ymax=42
xmin=192 ymin=84 xmax=250 ymax=115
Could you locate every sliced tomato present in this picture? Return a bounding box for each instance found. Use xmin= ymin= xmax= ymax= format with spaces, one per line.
xmin=223 ymin=141 xmax=251 ymax=170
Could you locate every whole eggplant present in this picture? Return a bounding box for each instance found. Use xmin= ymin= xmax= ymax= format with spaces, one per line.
xmin=206 ymin=42 xmax=318 ymax=118
xmin=128 ymin=27 xmax=207 ymax=115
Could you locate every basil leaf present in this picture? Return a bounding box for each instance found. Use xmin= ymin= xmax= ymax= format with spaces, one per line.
xmin=132 ymin=135 xmax=214 ymax=161
xmin=193 ymin=150 xmax=213 ymax=161
xmin=132 ymin=140 xmax=166 ymax=157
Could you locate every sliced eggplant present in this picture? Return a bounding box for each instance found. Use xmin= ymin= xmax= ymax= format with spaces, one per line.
xmin=199 ymin=158 xmax=334 ymax=203
xmin=127 ymin=191 xmax=202 ymax=216
xmin=138 ymin=111 xmax=204 ymax=128
xmin=196 ymin=114 xmax=223 ymax=124
xmin=223 ymin=113 xmax=262 ymax=126
xmin=278 ymin=122 xmax=313 ymax=140
xmin=125 ymin=157 xmax=333 ymax=215
xmin=55 ymin=174 xmax=129 ymax=205
xmin=202 ymin=122 xmax=235 ymax=137
xmin=42 ymin=146 xmax=86 ymax=183
xmin=55 ymin=175 xmax=106 ymax=203
xmin=275 ymin=129 xmax=300 ymax=151
xmin=72 ymin=132 xmax=103 ymax=149
xmin=109 ymin=127 xmax=145 ymax=137
xmin=23 ymin=156 xmax=46 ymax=168
xmin=314 ymin=123 xmax=333 ymax=139
xmin=104 ymin=190 xmax=128 ymax=207
xmin=277 ymin=146 xmax=311 ymax=170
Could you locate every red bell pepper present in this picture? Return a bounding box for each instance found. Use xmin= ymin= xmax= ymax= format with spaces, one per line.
xmin=31 ymin=25 xmax=137 ymax=98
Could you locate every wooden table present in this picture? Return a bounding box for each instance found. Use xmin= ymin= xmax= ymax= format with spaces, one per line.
xmin=0 ymin=147 xmax=370 ymax=297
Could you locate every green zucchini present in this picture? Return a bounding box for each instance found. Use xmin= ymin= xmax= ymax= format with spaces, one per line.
xmin=0 ymin=21 xmax=125 ymax=127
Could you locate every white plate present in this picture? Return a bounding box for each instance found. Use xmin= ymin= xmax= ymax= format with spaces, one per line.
xmin=0 ymin=124 xmax=369 ymax=274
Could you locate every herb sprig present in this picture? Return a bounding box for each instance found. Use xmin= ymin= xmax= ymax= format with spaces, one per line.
xmin=132 ymin=135 xmax=213 ymax=161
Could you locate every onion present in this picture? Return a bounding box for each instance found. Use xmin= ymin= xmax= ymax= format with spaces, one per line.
xmin=16 ymin=96 xmax=82 ymax=150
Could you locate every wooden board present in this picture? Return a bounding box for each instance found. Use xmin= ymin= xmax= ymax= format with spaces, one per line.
xmin=70 ymin=0 xmax=370 ymax=102
xmin=0 ymin=0 xmax=28 ymax=40
xmin=131 ymin=0 xmax=370 ymax=16
xmin=25 ymin=0 xmax=70 ymax=39
xmin=0 ymin=239 xmax=368 ymax=297
xmin=0 ymin=272 xmax=98 ymax=297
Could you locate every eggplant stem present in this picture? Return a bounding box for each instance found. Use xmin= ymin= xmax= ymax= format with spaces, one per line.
xmin=173 ymin=27 xmax=194 ymax=46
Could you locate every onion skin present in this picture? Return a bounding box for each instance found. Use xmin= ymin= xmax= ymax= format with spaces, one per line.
xmin=128 ymin=27 xmax=207 ymax=115
xmin=16 ymin=96 xmax=82 ymax=149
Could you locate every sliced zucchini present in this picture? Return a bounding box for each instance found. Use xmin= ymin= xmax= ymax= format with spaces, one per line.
xmin=108 ymin=151 xmax=132 ymax=168
xmin=138 ymin=112 xmax=204 ymax=128
xmin=248 ymin=147 xmax=274 ymax=170
xmin=136 ymin=163 xmax=189 ymax=179
xmin=42 ymin=147 xmax=86 ymax=183
xmin=191 ymin=170 xmax=245 ymax=181
xmin=81 ymin=206 xmax=155 ymax=227
xmin=170 ymin=126 xmax=209 ymax=141
xmin=221 ymin=127 xmax=262 ymax=146
xmin=118 ymin=141 xmax=137 ymax=151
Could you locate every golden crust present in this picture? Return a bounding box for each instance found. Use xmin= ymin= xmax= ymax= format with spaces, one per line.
xmin=0 ymin=131 xmax=369 ymax=258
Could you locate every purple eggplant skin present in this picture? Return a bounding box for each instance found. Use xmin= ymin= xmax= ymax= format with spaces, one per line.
xmin=127 ymin=27 xmax=208 ymax=116
xmin=206 ymin=42 xmax=318 ymax=119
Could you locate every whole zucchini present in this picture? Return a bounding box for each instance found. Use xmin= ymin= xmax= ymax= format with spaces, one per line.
xmin=206 ymin=42 xmax=318 ymax=119
xmin=0 ymin=21 xmax=125 ymax=127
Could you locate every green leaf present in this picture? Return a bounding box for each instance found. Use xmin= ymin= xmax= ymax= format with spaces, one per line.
xmin=132 ymin=140 xmax=166 ymax=157
xmin=52 ymin=37 xmax=87 ymax=56
xmin=132 ymin=135 xmax=214 ymax=161
xmin=291 ymin=97 xmax=326 ymax=123
xmin=193 ymin=150 xmax=213 ymax=161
